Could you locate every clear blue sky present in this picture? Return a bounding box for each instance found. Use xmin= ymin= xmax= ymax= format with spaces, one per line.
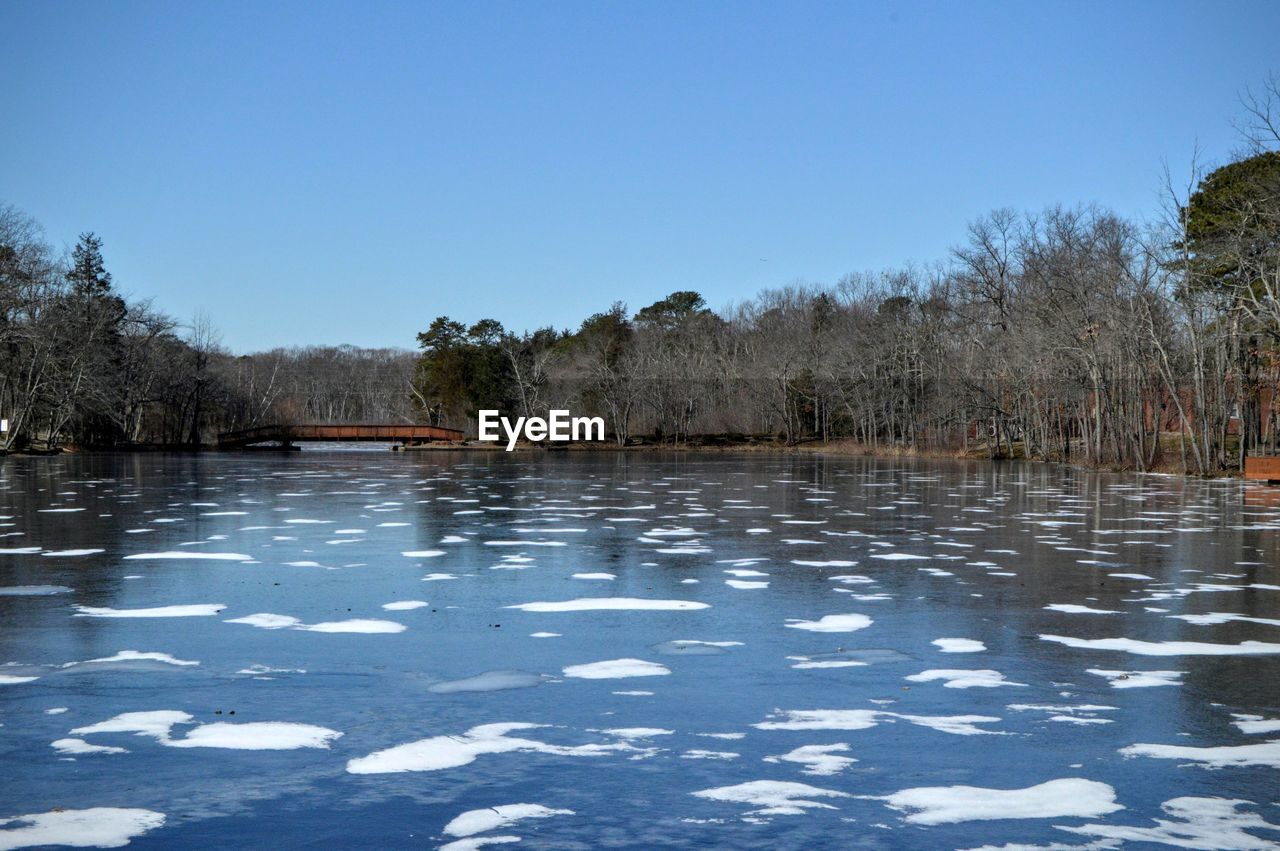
xmin=3 ymin=1 xmax=1277 ymax=353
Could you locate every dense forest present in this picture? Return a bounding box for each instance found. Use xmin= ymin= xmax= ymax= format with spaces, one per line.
xmin=3 ymin=80 xmax=1278 ymax=474
xmin=410 ymin=83 xmax=1280 ymax=473
xmin=0 ymin=218 xmax=417 ymax=451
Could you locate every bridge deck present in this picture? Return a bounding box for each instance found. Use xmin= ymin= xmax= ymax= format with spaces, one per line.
xmin=216 ymin=424 xmax=464 ymax=448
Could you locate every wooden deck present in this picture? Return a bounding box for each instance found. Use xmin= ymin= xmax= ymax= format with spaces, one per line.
xmin=216 ymin=424 xmax=464 ymax=449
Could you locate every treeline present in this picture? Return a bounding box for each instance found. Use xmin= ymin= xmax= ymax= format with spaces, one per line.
xmin=0 ymin=209 xmax=416 ymax=451
xmin=414 ymin=85 xmax=1280 ymax=474
xmin=6 ymin=80 xmax=1279 ymax=472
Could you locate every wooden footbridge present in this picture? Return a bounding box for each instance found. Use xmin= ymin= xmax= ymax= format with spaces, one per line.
xmin=216 ymin=423 xmax=464 ymax=449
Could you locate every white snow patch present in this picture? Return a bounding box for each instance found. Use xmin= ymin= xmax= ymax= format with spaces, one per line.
xmin=1058 ymin=795 xmax=1280 ymax=850
xmin=505 ymin=598 xmax=709 ymax=612
xmin=755 ymin=709 xmax=1004 ymax=736
xmin=1044 ymin=604 xmax=1122 ymax=615
xmin=73 ymin=604 xmax=224 ymax=618
xmin=933 ymin=638 xmax=986 ymax=653
xmin=226 ymin=613 xmax=405 ymax=633
xmin=62 ymin=651 xmax=199 ymax=668
xmin=905 ymin=669 xmax=1026 ymax=689
xmin=1040 ymin=635 xmax=1280 ymax=656
xmin=443 ymin=804 xmax=574 ymax=838
xmin=763 ymin=743 xmax=856 ymax=776
xmin=1232 ymin=714 xmax=1280 ymax=735
xmin=877 ymin=778 xmax=1121 ymax=825
xmin=71 ymin=710 xmax=341 ymax=750
xmin=439 ymin=837 xmax=520 ymax=851
xmin=346 ymin=722 xmax=639 ymax=774
xmin=122 ymin=552 xmax=250 ymax=561
xmin=785 ymin=614 xmax=872 ymax=633
xmin=691 ymin=780 xmax=850 ymax=816
xmin=50 ymin=738 xmax=128 ymax=755
xmin=562 ymin=659 xmax=671 ymax=679
xmin=0 ymin=807 xmax=165 ymax=849
xmin=1120 ymin=738 xmax=1280 ymax=768
xmin=225 ymin=613 xmax=301 ymax=629
xmin=1088 ymin=669 xmax=1182 ymax=688
xmin=300 ymin=619 xmax=405 ymax=634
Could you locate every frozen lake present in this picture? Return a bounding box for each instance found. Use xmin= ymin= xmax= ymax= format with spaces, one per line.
xmin=2 ymin=451 xmax=1279 ymax=849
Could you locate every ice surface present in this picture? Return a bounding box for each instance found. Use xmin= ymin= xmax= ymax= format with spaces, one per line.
xmin=8 ymin=454 xmax=1280 ymax=846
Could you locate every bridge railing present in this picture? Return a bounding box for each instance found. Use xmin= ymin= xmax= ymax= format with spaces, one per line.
xmin=216 ymin=424 xmax=464 ymax=448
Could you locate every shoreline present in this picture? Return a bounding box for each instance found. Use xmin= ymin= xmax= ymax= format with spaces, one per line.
xmin=2 ymin=437 xmax=1254 ymax=482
